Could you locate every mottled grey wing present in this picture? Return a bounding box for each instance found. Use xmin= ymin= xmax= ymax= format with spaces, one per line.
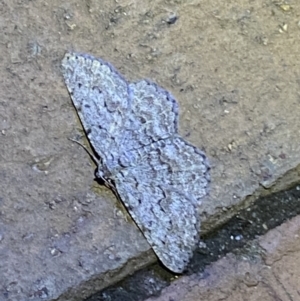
xmin=61 ymin=52 xmax=131 ymax=169
xmin=113 ymin=136 xmax=210 ymax=273
xmin=118 ymin=80 xmax=179 ymax=152
xmin=62 ymin=53 xmax=180 ymax=171
xmin=112 ymin=80 xmax=180 ymax=168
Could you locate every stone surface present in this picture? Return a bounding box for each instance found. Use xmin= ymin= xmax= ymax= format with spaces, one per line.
xmin=0 ymin=0 xmax=300 ymax=300
xmin=145 ymin=214 xmax=300 ymax=301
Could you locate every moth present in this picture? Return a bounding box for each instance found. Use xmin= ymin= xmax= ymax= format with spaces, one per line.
xmin=61 ymin=52 xmax=210 ymax=273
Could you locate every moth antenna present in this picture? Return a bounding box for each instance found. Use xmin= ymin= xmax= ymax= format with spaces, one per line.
xmin=68 ymin=138 xmax=99 ymax=165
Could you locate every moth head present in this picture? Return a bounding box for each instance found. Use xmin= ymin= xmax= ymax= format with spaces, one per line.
xmin=95 ymin=168 xmax=105 ymax=179
xmin=95 ymin=167 xmax=115 ymax=189
xmin=95 ymin=165 xmax=112 ymax=181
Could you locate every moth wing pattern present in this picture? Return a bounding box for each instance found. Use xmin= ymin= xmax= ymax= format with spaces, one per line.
xmin=114 ymin=136 xmax=209 ymax=273
xmin=120 ymin=80 xmax=179 ymax=152
xmin=61 ymin=53 xmax=131 ymax=170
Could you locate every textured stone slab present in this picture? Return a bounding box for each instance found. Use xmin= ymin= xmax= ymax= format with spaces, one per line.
xmin=0 ymin=0 xmax=300 ymax=300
